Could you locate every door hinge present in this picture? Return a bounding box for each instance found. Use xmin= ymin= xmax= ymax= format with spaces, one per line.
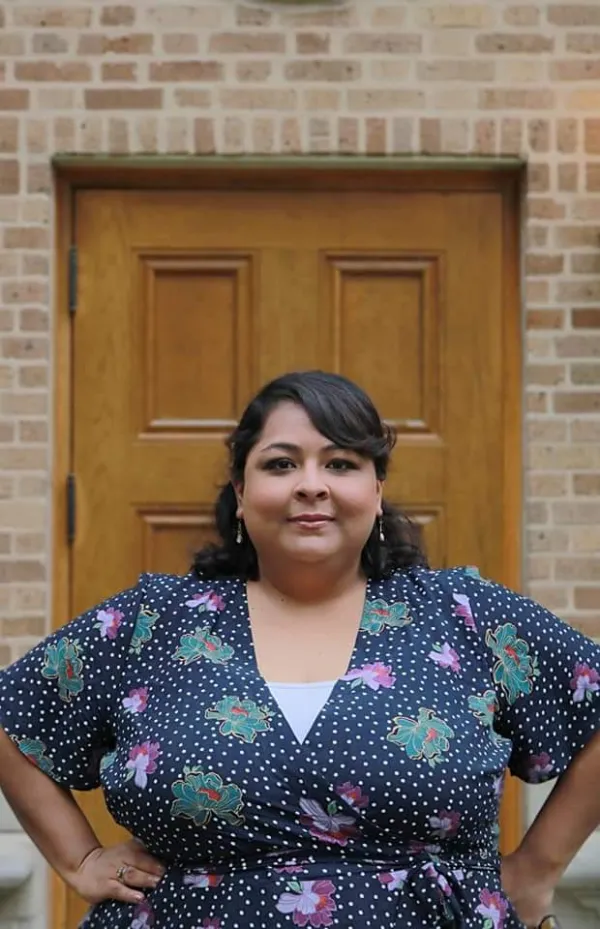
xmin=66 ymin=473 xmax=76 ymax=544
xmin=68 ymin=245 xmax=78 ymax=314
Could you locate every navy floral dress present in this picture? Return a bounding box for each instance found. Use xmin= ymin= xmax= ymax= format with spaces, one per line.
xmin=1 ymin=566 xmax=599 ymax=929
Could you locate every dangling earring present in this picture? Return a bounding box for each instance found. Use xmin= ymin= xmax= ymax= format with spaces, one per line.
xmin=236 ymin=519 xmax=243 ymax=545
xmin=378 ymin=516 xmax=385 ymax=543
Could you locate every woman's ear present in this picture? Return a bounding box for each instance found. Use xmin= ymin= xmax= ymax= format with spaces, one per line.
xmin=376 ymin=481 xmax=384 ymax=517
xmin=232 ymin=481 xmax=244 ymax=518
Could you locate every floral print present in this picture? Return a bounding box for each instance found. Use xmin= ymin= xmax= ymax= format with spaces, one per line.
xmin=122 ymin=687 xmax=149 ymax=714
xmin=186 ymin=590 xmax=225 ymax=613
xmin=452 ymin=593 xmax=477 ymax=632
xmin=570 ymin=662 xmax=600 ymax=703
xmin=342 ymin=662 xmax=395 ymax=690
xmin=526 ymin=752 xmax=554 ymax=783
xmin=299 ymin=797 xmax=359 ymax=846
xmin=41 ymin=636 xmax=83 ymax=702
xmin=476 ymin=889 xmax=508 ymax=929
xmin=130 ymin=900 xmax=154 ymax=929
xmin=205 ymin=695 xmax=272 ymax=743
xmin=129 ymin=606 xmax=159 ymax=655
xmin=13 ymin=736 xmax=54 ymax=774
xmin=2 ymin=566 xmax=600 ymax=929
xmin=94 ymin=607 xmax=123 ymax=640
xmin=183 ymin=871 xmax=224 ymax=889
xmin=428 ymin=643 xmax=461 ymax=673
xmin=125 ymin=741 xmax=160 ymax=789
xmin=174 ymin=627 xmax=234 ymax=666
xmin=359 ymin=599 xmax=412 ymax=635
xmin=468 ymin=691 xmax=502 ymax=745
xmin=171 ymin=766 xmax=245 ymax=827
xmin=485 ymin=623 xmax=539 ymax=704
xmin=387 ymin=708 xmax=454 ymax=767
xmin=429 ymin=810 xmax=460 ymax=839
xmin=335 ymin=782 xmax=369 ymax=810
xmin=276 ymin=879 xmax=337 ymax=927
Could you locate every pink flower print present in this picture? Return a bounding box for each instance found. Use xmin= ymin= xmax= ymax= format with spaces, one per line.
xmin=492 ymin=773 xmax=504 ymax=798
xmin=185 ymin=591 xmax=225 ymax=613
xmin=342 ymin=662 xmax=396 ymax=691
xmin=408 ymin=839 xmax=441 ymax=856
xmin=130 ymin=900 xmax=154 ymax=929
xmin=276 ymin=879 xmax=336 ymax=927
xmin=299 ymin=797 xmax=358 ymax=846
xmin=122 ymin=687 xmax=149 ymax=714
xmin=429 ymin=810 xmax=460 ymax=839
xmin=476 ymin=889 xmax=508 ymax=929
xmin=452 ymin=593 xmax=477 ymax=632
xmin=183 ymin=870 xmax=223 ymax=889
xmin=428 ymin=643 xmax=461 ymax=673
xmin=527 ymin=752 xmax=554 ymax=783
xmin=201 ymin=920 xmax=221 ymax=928
xmin=377 ymin=869 xmax=408 ymax=891
xmin=570 ymin=663 xmax=600 ymax=703
xmin=125 ymin=741 xmax=160 ymax=789
xmin=335 ymin=782 xmax=369 ymax=810
xmin=95 ymin=607 xmax=124 ymax=640
xmin=275 ymin=864 xmax=306 ymax=874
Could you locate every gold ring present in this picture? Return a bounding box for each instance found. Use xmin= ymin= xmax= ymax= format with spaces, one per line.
xmin=116 ymin=865 xmax=128 ymax=884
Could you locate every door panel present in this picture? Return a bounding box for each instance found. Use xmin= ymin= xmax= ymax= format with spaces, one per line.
xmin=64 ymin=179 xmax=520 ymax=928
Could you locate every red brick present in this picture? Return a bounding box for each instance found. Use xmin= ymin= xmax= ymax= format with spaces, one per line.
xmin=504 ymin=6 xmax=541 ymax=26
xmin=209 ymin=32 xmax=286 ymax=53
xmin=0 ymin=34 xmax=26 ymax=56
xmin=0 ymin=118 xmax=18 ymax=154
xmin=548 ymin=5 xmax=600 ymax=26
xmin=15 ymin=61 xmax=91 ymax=81
xmin=101 ymin=5 xmax=135 ymax=26
xmin=296 ymin=33 xmax=330 ymax=54
xmin=344 ymin=33 xmax=422 ymax=54
xmin=476 ymin=33 xmax=553 ymax=53
xmin=285 ymin=60 xmax=361 ymax=81
xmin=161 ymin=34 xmax=199 ymax=55
xmin=556 ymin=335 xmax=600 ymax=357
xmin=566 ymin=34 xmax=600 ymax=53
xmin=551 ymin=60 xmax=600 ymax=80
xmin=101 ymin=62 xmax=137 ymax=82
xmin=85 ymin=89 xmax=163 ymax=110
xmin=553 ymin=392 xmax=600 ymax=413
xmin=4 ymin=227 xmax=49 ymax=249
xmin=526 ymin=253 xmax=563 ymax=274
xmin=31 ymin=33 xmax=69 ymax=53
xmin=193 ymin=118 xmax=215 ymax=154
xmin=236 ymin=4 xmax=271 ymax=26
xmin=13 ymin=6 xmax=92 ymax=27
xmin=420 ymin=118 xmax=442 ymax=154
xmin=0 ymin=90 xmax=29 ymax=111
xmin=0 ymin=160 xmax=19 ymax=195
xmin=574 ymin=588 xmax=600 ymax=610
xmin=527 ymin=163 xmax=550 ymax=191
xmin=78 ymin=34 xmax=153 ymax=55
xmin=571 ymin=363 xmax=600 ymax=385
xmin=480 ymin=89 xmax=555 ymax=109
xmin=572 ymin=254 xmax=600 ymax=274
xmin=528 ymin=119 xmax=550 ymax=153
xmin=236 ymin=62 xmax=272 ymax=83
xmin=572 ymin=309 xmax=600 ymax=328
xmin=557 ymin=118 xmax=578 ymax=153
xmin=150 ymin=61 xmax=224 ymax=82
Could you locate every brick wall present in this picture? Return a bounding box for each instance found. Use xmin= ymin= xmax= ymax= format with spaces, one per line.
xmin=0 ymin=0 xmax=599 ymax=670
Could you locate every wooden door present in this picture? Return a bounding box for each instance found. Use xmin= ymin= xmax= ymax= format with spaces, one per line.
xmin=60 ymin=170 xmax=520 ymax=927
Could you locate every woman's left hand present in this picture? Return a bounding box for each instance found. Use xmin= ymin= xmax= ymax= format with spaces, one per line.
xmin=501 ymin=851 xmax=557 ymax=928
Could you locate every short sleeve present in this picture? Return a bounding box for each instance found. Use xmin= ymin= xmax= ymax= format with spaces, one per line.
xmin=0 ymin=579 xmax=147 ymax=791
xmin=453 ymin=567 xmax=600 ymax=783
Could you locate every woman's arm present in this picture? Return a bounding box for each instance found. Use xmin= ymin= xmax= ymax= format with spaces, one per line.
xmin=503 ymin=730 xmax=600 ymax=926
xmin=518 ymin=729 xmax=600 ymax=877
xmin=0 ymin=728 xmax=163 ymax=905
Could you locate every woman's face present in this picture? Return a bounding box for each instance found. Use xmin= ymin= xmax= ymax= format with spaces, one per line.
xmin=235 ymin=402 xmax=383 ymax=570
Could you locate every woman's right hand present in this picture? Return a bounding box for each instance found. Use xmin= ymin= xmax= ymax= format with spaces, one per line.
xmin=67 ymin=838 xmax=166 ymax=905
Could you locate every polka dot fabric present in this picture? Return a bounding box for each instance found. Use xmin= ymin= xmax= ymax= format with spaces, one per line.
xmin=1 ymin=566 xmax=599 ymax=929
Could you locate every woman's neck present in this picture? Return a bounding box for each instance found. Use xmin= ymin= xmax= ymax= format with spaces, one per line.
xmin=251 ymin=559 xmax=365 ymax=607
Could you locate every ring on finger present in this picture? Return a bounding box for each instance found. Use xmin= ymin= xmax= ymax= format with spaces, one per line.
xmin=116 ymin=865 xmax=129 ymax=884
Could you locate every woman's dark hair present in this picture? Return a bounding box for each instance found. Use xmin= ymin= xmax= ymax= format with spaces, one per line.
xmin=192 ymin=371 xmax=428 ymax=580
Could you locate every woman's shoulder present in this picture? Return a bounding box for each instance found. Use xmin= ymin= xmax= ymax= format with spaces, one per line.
xmin=141 ymin=571 xmax=243 ymax=610
xmin=374 ymin=564 xmax=487 ymax=599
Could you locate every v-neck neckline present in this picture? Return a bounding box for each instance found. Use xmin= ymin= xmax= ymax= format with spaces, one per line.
xmin=239 ymin=577 xmax=372 ymax=749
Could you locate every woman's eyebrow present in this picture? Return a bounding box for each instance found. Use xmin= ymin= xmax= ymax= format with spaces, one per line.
xmin=258 ymin=442 xmax=341 ymax=454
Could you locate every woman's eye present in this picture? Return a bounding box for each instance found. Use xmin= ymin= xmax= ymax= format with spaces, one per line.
xmin=263 ymin=458 xmax=296 ymax=471
xmin=327 ymin=458 xmax=358 ymax=471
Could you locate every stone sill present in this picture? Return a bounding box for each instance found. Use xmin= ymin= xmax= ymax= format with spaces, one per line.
xmin=0 ymin=834 xmax=33 ymax=891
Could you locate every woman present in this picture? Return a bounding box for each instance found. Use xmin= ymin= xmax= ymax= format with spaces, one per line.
xmin=0 ymin=371 xmax=598 ymax=929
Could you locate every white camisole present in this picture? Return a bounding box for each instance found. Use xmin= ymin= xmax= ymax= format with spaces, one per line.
xmin=266 ymin=679 xmax=337 ymax=744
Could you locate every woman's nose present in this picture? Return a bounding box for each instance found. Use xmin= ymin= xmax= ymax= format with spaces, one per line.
xmin=293 ymin=467 xmax=329 ymax=499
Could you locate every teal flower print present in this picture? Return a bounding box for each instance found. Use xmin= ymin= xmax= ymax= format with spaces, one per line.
xmin=205 ymin=696 xmax=272 ymax=743
xmin=468 ymin=690 xmax=503 ymax=745
xmin=13 ymin=736 xmax=54 ymax=775
xmin=42 ymin=637 xmax=83 ymax=702
xmin=174 ymin=627 xmax=234 ymax=666
xmin=360 ymin=599 xmax=412 ymax=635
xmin=387 ymin=707 xmax=454 ymax=768
xmin=171 ymin=766 xmax=245 ymax=827
xmin=130 ymin=605 xmax=159 ymax=655
xmin=463 ymin=565 xmax=493 ymax=585
xmin=485 ymin=623 xmax=539 ymax=704
xmin=100 ymin=750 xmax=117 ymax=773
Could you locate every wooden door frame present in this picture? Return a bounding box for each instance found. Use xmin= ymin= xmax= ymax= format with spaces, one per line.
xmin=53 ymin=157 xmax=524 ymax=928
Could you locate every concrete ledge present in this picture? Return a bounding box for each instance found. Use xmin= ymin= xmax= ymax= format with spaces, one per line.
xmin=0 ymin=834 xmax=33 ymax=891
